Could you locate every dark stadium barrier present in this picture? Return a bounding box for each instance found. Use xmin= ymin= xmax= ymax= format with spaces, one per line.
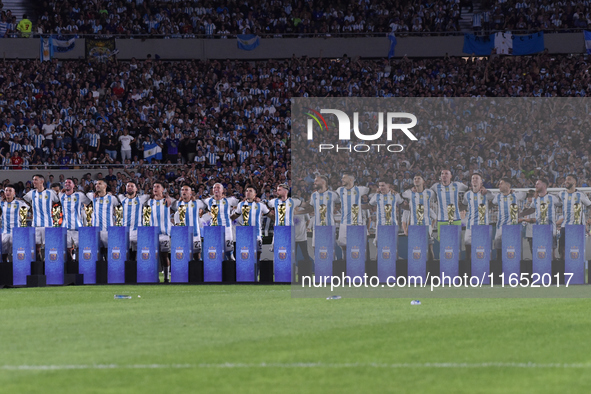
xmin=222 ymin=260 xmax=236 ymax=283
xmin=259 ymin=260 xmax=274 ymax=283
xmin=188 ymin=260 xmax=204 ymax=283
xmin=125 ymin=260 xmax=137 ymax=284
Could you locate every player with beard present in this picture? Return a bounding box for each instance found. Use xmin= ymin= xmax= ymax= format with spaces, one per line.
xmin=430 ymin=168 xmax=468 ymax=241
xmin=118 ymin=181 xmax=150 ymax=261
xmin=86 ymin=179 xmax=121 ymax=262
xmin=59 ymin=178 xmax=91 ymax=262
xmin=24 ymin=174 xmax=60 ymax=261
xmin=462 ymin=173 xmax=493 ymax=265
xmin=145 ymin=181 xmax=176 ymax=282
xmin=174 ymin=184 xmax=206 ymax=259
xmin=203 ymin=183 xmax=239 ymax=261
xmin=402 ymin=174 xmax=437 ymax=260
xmin=556 ymin=174 xmax=591 ymax=259
xmin=335 ymin=172 xmax=370 ymax=249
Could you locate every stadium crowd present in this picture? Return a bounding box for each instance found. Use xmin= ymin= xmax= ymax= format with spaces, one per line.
xmin=1 ymin=52 xmax=591 ymax=201
xmin=27 ymin=0 xmax=465 ymax=37
xmin=478 ymin=0 xmax=591 ymax=32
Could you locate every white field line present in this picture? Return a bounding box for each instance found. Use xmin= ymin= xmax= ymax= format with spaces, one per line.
xmin=1 ymin=362 xmax=591 ymax=371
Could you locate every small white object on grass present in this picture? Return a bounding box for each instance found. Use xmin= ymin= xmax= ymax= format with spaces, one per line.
xmin=138 ymin=295 xmax=141 ymax=298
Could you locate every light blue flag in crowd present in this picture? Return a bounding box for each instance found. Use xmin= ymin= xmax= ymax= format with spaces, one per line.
xmin=512 ymin=32 xmax=544 ymax=55
xmin=237 ymin=34 xmax=260 ymax=51
xmin=51 ymin=35 xmax=77 ymax=53
xmin=584 ymin=31 xmax=591 ymax=54
xmin=143 ymin=142 xmax=163 ymax=162
xmin=388 ymin=33 xmax=397 ymax=59
xmin=40 ymin=37 xmax=53 ymax=61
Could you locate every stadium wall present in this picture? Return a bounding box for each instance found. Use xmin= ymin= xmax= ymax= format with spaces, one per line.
xmin=0 ymin=34 xmax=585 ymax=60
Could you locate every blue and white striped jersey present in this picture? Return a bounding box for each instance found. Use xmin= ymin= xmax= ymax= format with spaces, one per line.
xmin=235 ymin=200 xmax=270 ymax=237
xmin=267 ymin=198 xmax=301 ymax=226
xmin=310 ymin=190 xmax=340 ymax=226
xmin=402 ymin=189 xmax=436 ymax=226
xmin=491 ymin=192 xmax=526 ymax=228
xmin=369 ymin=192 xmax=404 ymax=226
xmin=531 ymin=194 xmax=562 ymax=226
xmin=558 ymin=191 xmax=591 ymax=227
xmin=59 ymin=192 xmax=91 ymax=230
xmin=147 ymin=198 xmax=176 ymax=236
xmin=0 ymin=199 xmax=29 ymax=234
xmin=430 ymin=182 xmax=468 ymax=221
xmin=203 ymin=197 xmax=239 ymax=228
xmin=462 ymin=190 xmax=495 ymax=229
xmin=175 ymin=199 xmax=206 ymax=237
xmin=336 ymin=186 xmax=369 ymax=225
xmin=118 ymin=194 xmax=150 ymax=230
xmin=23 ymin=189 xmax=59 ymax=227
xmin=86 ymin=193 xmax=120 ymax=231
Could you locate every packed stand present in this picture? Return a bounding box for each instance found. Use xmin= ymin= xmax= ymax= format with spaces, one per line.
xmin=31 ymin=0 xmax=462 ymax=38
xmin=475 ymin=0 xmax=591 ymax=32
xmin=1 ymin=52 xmax=591 ymax=200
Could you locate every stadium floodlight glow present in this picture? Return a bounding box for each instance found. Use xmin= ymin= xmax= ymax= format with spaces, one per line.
xmin=306 ymin=109 xmax=418 ymax=141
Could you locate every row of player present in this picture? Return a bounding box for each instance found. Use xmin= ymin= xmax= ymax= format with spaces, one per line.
xmin=0 ymin=175 xmax=300 ymax=282
xmin=299 ymin=170 xmax=591 ymax=260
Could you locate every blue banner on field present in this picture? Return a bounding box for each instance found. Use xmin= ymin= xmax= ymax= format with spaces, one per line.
xmin=236 ymin=226 xmax=257 ymax=282
xmin=471 ymin=225 xmax=491 ymax=285
xmin=12 ymin=227 xmax=35 ymax=286
xmin=532 ymin=225 xmax=553 ymax=277
xmin=108 ymin=226 xmax=128 ymax=284
xmin=45 ymin=227 xmax=67 ymax=285
xmin=171 ymin=226 xmax=192 ymax=283
xmin=273 ymin=226 xmax=293 ymax=283
xmin=501 ymin=225 xmax=521 ymax=283
xmin=203 ymin=226 xmax=224 ymax=282
xmin=408 ymin=225 xmax=428 ymax=283
xmin=346 ymin=226 xmax=366 ymax=283
xmin=314 ymin=226 xmax=335 ymax=283
xmin=440 ymin=225 xmax=460 ymax=284
xmin=565 ymin=225 xmax=585 ymax=284
xmin=79 ymin=227 xmax=100 ymax=284
xmin=137 ymin=226 xmax=158 ymax=283
xmin=377 ymin=225 xmax=397 ymax=282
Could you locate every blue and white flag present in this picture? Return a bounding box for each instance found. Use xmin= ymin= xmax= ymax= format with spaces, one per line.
xmin=40 ymin=37 xmax=53 ymax=62
xmin=463 ymin=32 xmax=544 ymax=56
xmin=584 ymin=31 xmax=591 ymax=54
xmin=143 ymin=142 xmax=162 ymax=162
xmin=388 ymin=33 xmax=397 ymax=59
xmin=51 ymin=35 xmax=76 ymax=53
xmin=237 ymin=34 xmax=260 ymax=51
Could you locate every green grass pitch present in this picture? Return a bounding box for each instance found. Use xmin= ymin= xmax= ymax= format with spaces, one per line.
xmin=1 ymin=285 xmax=591 ymax=393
